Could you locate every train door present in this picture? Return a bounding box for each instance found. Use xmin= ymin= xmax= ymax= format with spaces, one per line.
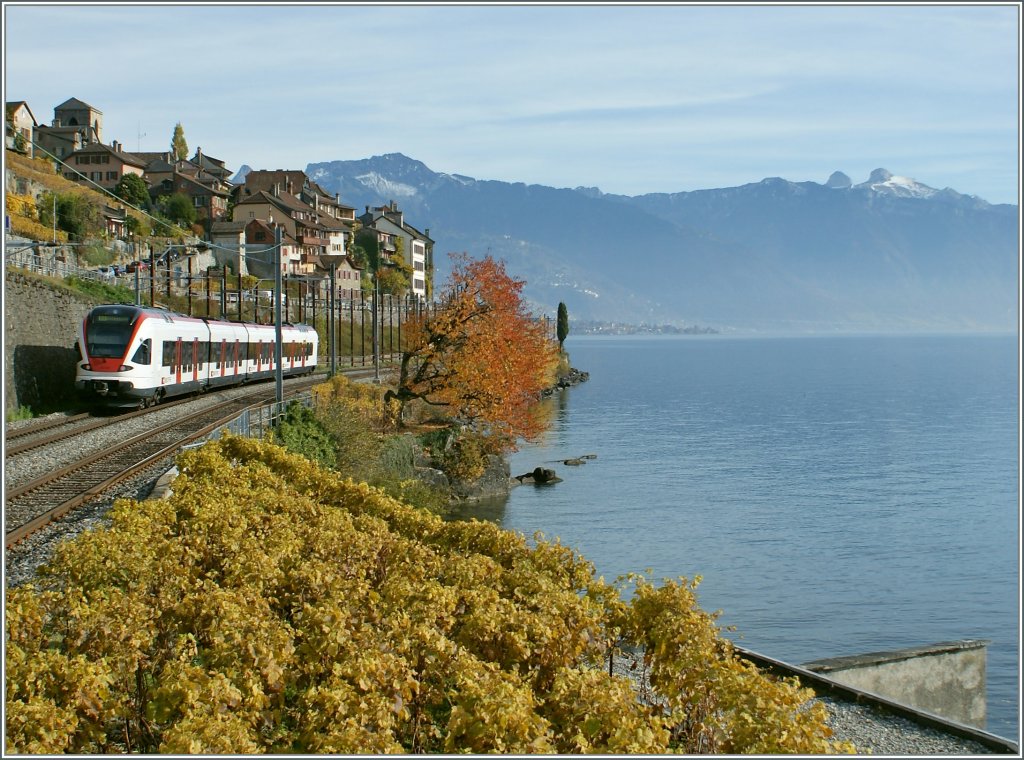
xmin=193 ymin=338 xmax=199 ymax=382
xmin=219 ymin=339 xmax=226 ymax=378
xmin=174 ymin=339 xmax=182 ymax=384
xmin=233 ymin=340 xmax=239 ymax=376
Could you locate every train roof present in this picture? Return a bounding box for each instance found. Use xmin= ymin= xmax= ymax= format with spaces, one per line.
xmin=87 ymin=304 xmax=317 ymax=331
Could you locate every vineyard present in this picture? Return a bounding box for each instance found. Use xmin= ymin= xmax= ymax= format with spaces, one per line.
xmin=5 ymin=433 xmax=856 ymax=754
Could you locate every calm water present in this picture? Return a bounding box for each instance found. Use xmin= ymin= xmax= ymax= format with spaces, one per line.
xmin=450 ymin=334 xmax=1020 ymax=741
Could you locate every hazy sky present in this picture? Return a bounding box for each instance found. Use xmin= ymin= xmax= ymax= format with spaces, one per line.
xmin=3 ymin=3 xmax=1020 ymax=204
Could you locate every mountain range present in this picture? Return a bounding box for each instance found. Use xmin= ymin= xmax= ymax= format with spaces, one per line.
xmin=295 ymin=153 xmax=1017 ymax=333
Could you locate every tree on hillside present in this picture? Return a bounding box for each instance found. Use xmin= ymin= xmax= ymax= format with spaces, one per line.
xmin=114 ymin=173 xmax=150 ymax=210
xmin=53 ymin=193 xmax=101 ymax=240
xmin=170 ymin=122 xmax=188 ymax=161
xmin=157 ymin=192 xmax=196 ymax=228
xmin=386 ymin=253 xmax=558 ymax=451
xmin=557 ymin=301 xmax=569 ymax=350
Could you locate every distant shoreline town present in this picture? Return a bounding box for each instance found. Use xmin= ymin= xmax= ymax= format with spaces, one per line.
xmin=573 ymin=320 xmax=718 ymax=336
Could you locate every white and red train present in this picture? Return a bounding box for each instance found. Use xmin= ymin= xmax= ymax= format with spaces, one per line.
xmin=75 ymin=304 xmax=319 ymax=408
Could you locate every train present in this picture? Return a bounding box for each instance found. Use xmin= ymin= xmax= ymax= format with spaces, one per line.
xmin=74 ymin=304 xmax=319 ymax=408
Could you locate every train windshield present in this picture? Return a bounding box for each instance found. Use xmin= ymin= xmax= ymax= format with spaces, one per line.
xmin=86 ymin=307 xmax=137 ymax=358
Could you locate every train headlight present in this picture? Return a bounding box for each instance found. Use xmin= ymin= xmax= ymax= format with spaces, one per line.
xmin=118 ymin=365 xmax=132 ymax=372
xmin=82 ymin=364 xmax=91 ymax=371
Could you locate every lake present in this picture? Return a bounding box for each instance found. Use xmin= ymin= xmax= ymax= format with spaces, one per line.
xmin=449 ymin=333 xmax=1020 ymax=741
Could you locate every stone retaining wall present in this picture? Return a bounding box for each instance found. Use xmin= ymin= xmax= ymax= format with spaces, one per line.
xmin=4 ymin=270 xmax=96 ymax=410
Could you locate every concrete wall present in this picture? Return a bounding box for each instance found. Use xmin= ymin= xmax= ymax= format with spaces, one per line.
xmin=4 ymin=270 xmax=95 ymax=411
xmin=802 ymin=640 xmax=989 ymax=729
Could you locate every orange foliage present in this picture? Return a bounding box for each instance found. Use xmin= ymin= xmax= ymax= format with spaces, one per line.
xmin=389 ymin=254 xmax=557 ymax=449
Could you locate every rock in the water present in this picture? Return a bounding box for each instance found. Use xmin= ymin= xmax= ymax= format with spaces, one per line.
xmin=515 ymin=466 xmax=563 ymax=485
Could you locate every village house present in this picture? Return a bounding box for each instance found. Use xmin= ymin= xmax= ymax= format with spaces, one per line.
xmin=358 ymin=201 xmax=433 ymax=300
xmin=63 ymin=140 xmax=147 ymax=190
xmin=5 ymin=101 xmax=37 ymax=155
xmin=102 ymin=204 xmax=128 ymax=238
xmin=34 ymin=97 xmax=103 ymax=159
xmin=190 ymin=148 xmax=234 ymax=182
xmin=242 ymin=219 xmax=303 ymax=278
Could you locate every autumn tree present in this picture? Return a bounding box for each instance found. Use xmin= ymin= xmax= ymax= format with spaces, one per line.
xmin=386 ymin=253 xmax=558 ymax=451
xmin=170 ymin=122 xmax=188 ymax=161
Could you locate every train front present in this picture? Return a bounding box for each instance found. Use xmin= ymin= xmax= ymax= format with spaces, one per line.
xmin=75 ymin=305 xmax=155 ymax=407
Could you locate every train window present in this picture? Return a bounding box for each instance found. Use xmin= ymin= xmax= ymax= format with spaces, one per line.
xmin=162 ymin=341 xmax=175 ymax=367
xmin=86 ymin=312 xmax=134 ymax=359
xmin=131 ymin=339 xmax=152 ymax=365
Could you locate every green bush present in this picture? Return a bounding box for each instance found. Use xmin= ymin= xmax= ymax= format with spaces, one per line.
xmin=274 ymin=401 xmax=337 ymax=470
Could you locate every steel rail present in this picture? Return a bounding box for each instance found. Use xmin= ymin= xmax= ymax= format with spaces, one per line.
xmin=4 ymin=380 xmax=321 ymax=549
xmin=4 ymin=397 xmax=197 ymax=457
xmin=4 ymin=412 xmax=93 ymax=444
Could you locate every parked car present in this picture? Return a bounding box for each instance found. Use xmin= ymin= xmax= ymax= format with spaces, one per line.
xmin=94 ymin=266 xmax=116 ymax=282
xmin=126 ymin=261 xmax=149 ymax=273
xmin=111 ymin=264 xmax=125 ymax=277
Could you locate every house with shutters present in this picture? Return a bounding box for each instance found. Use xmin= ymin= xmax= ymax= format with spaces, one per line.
xmin=62 ymin=140 xmax=147 ymax=190
xmin=357 ymin=201 xmax=433 ymax=301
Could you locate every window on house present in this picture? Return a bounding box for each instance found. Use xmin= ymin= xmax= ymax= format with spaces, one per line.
xmin=107 ymin=171 xmax=118 ymax=180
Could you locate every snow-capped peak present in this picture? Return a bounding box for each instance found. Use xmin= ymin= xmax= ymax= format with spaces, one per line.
xmin=354 ymin=172 xmax=418 ymax=199
xmin=855 ymin=168 xmax=938 ymax=199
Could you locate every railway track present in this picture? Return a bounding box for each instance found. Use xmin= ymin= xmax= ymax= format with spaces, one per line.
xmin=5 ymin=377 xmax=322 ymax=549
xmin=4 ymin=398 xmax=196 ymax=457
xmin=4 ymin=411 xmax=93 ymax=445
